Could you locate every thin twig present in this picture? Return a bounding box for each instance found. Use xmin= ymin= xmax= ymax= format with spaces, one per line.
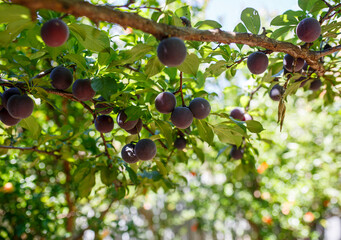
xmin=100 ymin=132 xmax=112 ymax=164
xmin=320 ymin=3 xmax=341 ymax=23
xmin=245 ymin=85 xmax=262 ymax=112
xmin=173 ymin=72 xmax=185 ymax=107
xmin=0 ymin=145 xmax=58 ymax=156
xmin=142 ymin=124 xmax=167 ymax=149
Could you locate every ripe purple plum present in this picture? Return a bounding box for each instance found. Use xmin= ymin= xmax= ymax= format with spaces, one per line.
xmin=309 ymin=79 xmax=322 ymax=91
xmin=72 ymin=79 xmax=95 ymax=101
xmin=41 ymin=19 xmax=69 ymax=47
xmin=174 ymin=136 xmax=186 ymax=150
xmin=126 ymin=118 xmax=143 ymax=135
xmin=7 ymin=95 xmax=34 ymax=119
xmin=95 ymin=115 xmax=114 ymax=133
xmin=117 ymin=111 xmax=138 ymax=131
xmin=2 ymin=88 xmax=20 ymax=109
xmin=121 ymin=143 xmax=139 ymax=163
xmin=157 ymin=37 xmax=187 ymax=67
xmin=50 ymin=66 xmax=73 ymax=90
xmin=230 ymin=145 xmax=244 ymax=160
xmin=188 ymin=97 xmax=211 ymax=120
xmin=269 ymin=84 xmax=284 ymax=101
xmin=230 ymin=108 xmax=244 ymax=121
xmin=95 ymin=97 xmax=113 ymax=115
xmin=247 ymin=52 xmax=268 ymax=74
xmin=171 ymin=107 xmax=193 ymax=129
xmin=155 ymin=92 xmax=176 ymax=114
xmin=135 ymin=139 xmax=157 ymax=161
xmin=0 ymin=108 xmax=21 ymax=126
xmin=296 ymin=18 xmax=321 ymax=43
xmin=283 ymin=54 xmax=305 ymax=72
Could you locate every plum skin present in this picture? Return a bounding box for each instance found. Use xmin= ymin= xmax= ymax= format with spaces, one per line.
xmin=247 ymin=52 xmax=268 ymax=75
xmin=309 ymin=79 xmax=322 ymax=91
xmin=50 ymin=66 xmax=73 ymax=90
xmin=230 ymin=145 xmax=244 ymax=160
xmin=0 ymin=108 xmax=21 ymax=126
xmin=189 ymin=97 xmax=211 ymax=120
xmin=41 ymin=19 xmax=69 ymax=47
xmin=126 ymin=118 xmax=143 ymax=135
xmin=72 ymin=79 xmax=95 ymax=101
xmin=283 ymin=54 xmax=305 ymax=72
xmin=7 ymin=95 xmax=34 ymax=119
xmin=269 ymin=84 xmax=284 ymax=101
xmin=174 ymin=136 xmax=186 ymax=150
xmin=121 ymin=143 xmax=139 ymax=163
xmin=135 ymin=139 xmax=157 ymax=161
xmin=2 ymin=88 xmax=20 ymax=109
xmin=171 ymin=107 xmax=193 ymax=129
xmin=296 ymin=18 xmax=321 ymax=43
xmin=155 ymin=92 xmax=176 ymax=114
xmin=157 ymin=37 xmax=187 ymax=67
xmin=116 ymin=111 xmax=139 ymax=130
xmin=230 ymin=108 xmax=244 ymax=121
xmin=95 ymin=115 xmax=114 ymax=133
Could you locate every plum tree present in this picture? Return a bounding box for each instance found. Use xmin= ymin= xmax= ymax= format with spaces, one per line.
xmin=155 ymin=92 xmax=176 ymax=114
xmin=230 ymin=108 xmax=244 ymax=120
xmin=174 ymin=136 xmax=186 ymax=150
xmin=283 ymin=54 xmax=305 ymax=72
xmin=157 ymin=37 xmax=187 ymax=67
xmin=230 ymin=145 xmax=244 ymax=160
xmin=50 ymin=66 xmax=73 ymax=90
xmin=309 ymin=79 xmax=322 ymax=91
xmin=7 ymin=95 xmax=34 ymax=119
xmin=41 ymin=18 xmax=69 ymax=47
xmin=95 ymin=115 xmax=114 ymax=133
xmin=269 ymin=84 xmax=284 ymax=101
xmin=2 ymin=88 xmax=20 ymax=109
xmin=95 ymin=97 xmax=113 ymax=115
xmin=0 ymin=108 xmax=21 ymax=126
xmin=126 ymin=118 xmax=143 ymax=135
xmin=296 ymin=18 xmax=321 ymax=43
xmin=171 ymin=107 xmax=193 ymax=129
xmin=121 ymin=143 xmax=139 ymax=163
xmin=72 ymin=79 xmax=96 ymax=101
xmin=247 ymin=52 xmax=269 ymax=74
xmin=188 ymin=97 xmax=211 ymax=120
xmin=116 ymin=111 xmax=139 ymax=130
xmin=134 ymin=139 xmax=157 ymax=161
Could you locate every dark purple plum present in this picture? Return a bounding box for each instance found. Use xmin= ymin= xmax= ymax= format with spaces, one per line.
xmin=157 ymin=37 xmax=187 ymax=67
xmin=247 ymin=52 xmax=269 ymax=74
xmin=188 ymin=97 xmax=211 ymax=120
xmin=155 ymin=92 xmax=176 ymax=114
xmin=72 ymin=79 xmax=95 ymax=101
xmin=230 ymin=108 xmax=244 ymax=121
xmin=0 ymin=109 xmax=20 ymax=126
xmin=174 ymin=136 xmax=186 ymax=150
xmin=41 ymin=19 xmax=69 ymax=47
xmin=283 ymin=54 xmax=305 ymax=72
xmin=126 ymin=118 xmax=142 ymax=135
xmin=117 ymin=111 xmax=138 ymax=130
xmin=50 ymin=66 xmax=73 ymax=90
xmin=309 ymin=79 xmax=322 ymax=91
xmin=230 ymin=145 xmax=244 ymax=160
xmin=7 ymin=95 xmax=34 ymax=119
xmin=171 ymin=107 xmax=193 ymax=129
xmin=95 ymin=115 xmax=114 ymax=133
xmin=2 ymin=88 xmax=20 ymax=109
xmin=121 ymin=143 xmax=139 ymax=163
xmin=95 ymin=97 xmax=113 ymax=115
xmin=269 ymin=84 xmax=284 ymax=101
xmin=296 ymin=18 xmax=321 ymax=43
xmin=135 ymin=139 xmax=157 ymax=161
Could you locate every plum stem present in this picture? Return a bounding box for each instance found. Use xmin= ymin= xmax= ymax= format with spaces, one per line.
xmin=173 ymin=72 xmax=186 ymax=107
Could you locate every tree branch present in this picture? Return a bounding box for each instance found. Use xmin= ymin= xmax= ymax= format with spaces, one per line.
xmin=316 ymin=44 xmax=341 ymax=57
xmin=11 ymin=0 xmax=327 ymax=75
xmin=0 ymin=145 xmax=58 ymax=156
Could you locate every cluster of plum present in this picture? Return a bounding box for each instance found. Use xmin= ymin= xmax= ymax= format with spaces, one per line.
xmin=0 ymin=88 xmax=34 ymax=126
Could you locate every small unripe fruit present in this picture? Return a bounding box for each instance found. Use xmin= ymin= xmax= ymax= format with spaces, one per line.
xmin=171 ymin=107 xmax=193 ymax=129
xmin=0 ymin=109 xmax=21 ymax=126
xmin=157 ymin=37 xmax=187 ymax=67
xmin=126 ymin=118 xmax=143 ymax=135
xmin=95 ymin=115 xmax=114 ymax=133
xmin=72 ymin=79 xmax=95 ymax=101
xmin=155 ymin=92 xmax=176 ymax=114
xmin=189 ymin=97 xmax=211 ymax=120
xmin=121 ymin=143 xmax=139 ymax=163
xmin=117 ymin=111 xmax=138 ymax=130
xmin=269 ymin=84 xmax=284 ymax=101
xmin=309 ymin=79 xmax=322 ymax=91
xmin=50 ymin=66 xmax=73 ymax=90
xmin=2 ymin=88 xmax=20 ymax=109
xmin=41 ymin=19 xmax=69 ymax=47
xmin=135 ymin=139 xmax=157 ymax=161
xmin=283 ymin=54 xmax=305 ymax=72
xmin=230 ymin=145 xmax=243 ymax=160
xmin=230 ymin=108 xmax=244 ymax=121
xmin=7 ymin=95 xmax=34 ymax=119
xmin=247 ymin=52 xmax=269 ymax=74
xmin=296 ymin=18 xmax=321 ymax=43
xmin=174 ymin=136 xmax=186 ymax=150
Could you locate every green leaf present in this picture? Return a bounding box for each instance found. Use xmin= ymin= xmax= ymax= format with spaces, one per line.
xmin=0 ymin=4 xmax=31 ymax=23
xmin=91 ymin=76 xmax=118 ymax=100
xmin=194 ymin=20 xmax=222 ymax=29
xmin=246 ymin=120 xmax=264 ymax=133
xmin=271 ymin=26 xmax=294 ymax=40
xmin=213 ymin=124 xmax=244 ymax=146
xmin=98 ymin=52 xmax=112 ymax=67
xmin=298 ymin=0 xmax=320 ymax=12
xmin=100 ymin=167 xmax=117 ymax=186
xmin=155 ymin=160 xmax=168 ymax=175
xmin=64 ymin=54 xmax=87 ymax=71
xmin=233 ymin=23 xmax=247 ymax=49
xmin=126 ymin=166 xmax=140 ymax=185
xmin=195 ymin=119 xmax=214 ymax=145
xmin=177 ymin=53 xmax=199 ymax=76
xmin=155 ymin=120 xmax=173 ymax=147
xmin=139 ymin=170 xmax=162 ymax=181
xmin=78 ymin=169 xmax=95 ymax=198
xmin=20 ymin=116 xmax=41 ymax=140
xmin=145 ymin=56 xmax=164 ymax=78
xmin=205 ymin=60 xmax=227 ymax=77
xmin=110 ymin=44 xmax=154 ymax=66
xmin=166 ymin=0 xmax=176 ymax=4
xmin=271 ymin=14 xmax=298 ymax=26
xmin=69 ymin=23 xmax=110 ymax=52
xmin=241 ymin=8 xmax=260 ymax=34
xmin=175 ymin=6 xmax=191 ymax=21
xmin=0 ymin=20 xmax=34 ymax=46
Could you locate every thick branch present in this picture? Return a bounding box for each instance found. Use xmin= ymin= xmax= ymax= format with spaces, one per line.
xmin=0 ymin=145 xmax=57 ymax=156
xmin=11 ymin=0 xmax=326 ymax=74
xmin=316 ymin=44 xmax=341 ymax=57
